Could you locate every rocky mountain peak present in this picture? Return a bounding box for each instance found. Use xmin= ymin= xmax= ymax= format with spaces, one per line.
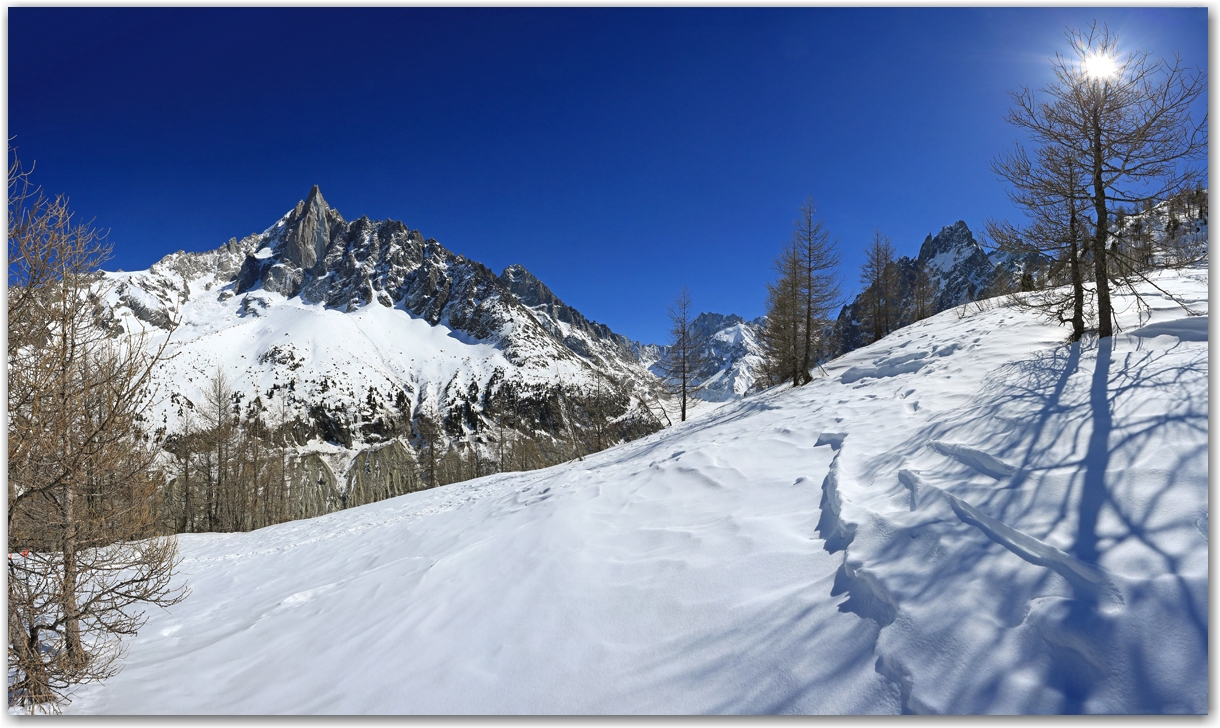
xmin=499 ymin=264 xmax=556 ymax=310
xmin=689 ymin=312 xmax=745 ymax=341
xmin=917 ymin=221 xmax=977 ymax=269
xmin=281 ymin=185 xmax=338 ymax=274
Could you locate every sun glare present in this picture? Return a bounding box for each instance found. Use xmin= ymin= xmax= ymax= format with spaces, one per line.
xmin=1083 ymin=53 xmax=1118 ymax=80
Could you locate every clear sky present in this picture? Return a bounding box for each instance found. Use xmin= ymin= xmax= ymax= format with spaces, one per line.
xmin=8 ymin=7 xmax=1208 ymax=345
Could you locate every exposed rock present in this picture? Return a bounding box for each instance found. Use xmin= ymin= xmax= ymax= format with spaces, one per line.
xmin=283 ymin=185 xmax=334 ymax=273
xmin=833 ymin=221 xmax=999 ymax=356
xmin=344 ymin=439 xmax=423 ymax=509
xmin=234 ymin=254 xmax=267 ymax=294
xmin=288 ymin=452 xmax=341 ymax=520
xmin=500 ymin=263 xmax=638 ymax=365
xmin=263 ymin=263 xmax=304 ymax=298
xmin=917 ymin=221 xmax=995 ymax=311
xmin=118 ymin=291 xmax=173 ymax=331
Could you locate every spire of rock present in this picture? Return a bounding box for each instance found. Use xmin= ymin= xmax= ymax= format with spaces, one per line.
xmin=283 ymin=185 xmax=332 ymax=273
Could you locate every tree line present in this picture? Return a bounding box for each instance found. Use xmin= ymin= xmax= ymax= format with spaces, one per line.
xmin=162 ymin=364 xmax=655 ymax=535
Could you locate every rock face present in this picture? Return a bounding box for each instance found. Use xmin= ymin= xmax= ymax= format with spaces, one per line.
xmin=917 ymin=221 xmax=996 ymax=311
xmin=284 ymin=185 xmax=335 ymax=273
xmin=499 ymin=264 xmax=638 ymax=365
xmin=345 ymin=440 xmax=422 ymax=509
xmin=289 ymin=452 xmax=342 ymax=520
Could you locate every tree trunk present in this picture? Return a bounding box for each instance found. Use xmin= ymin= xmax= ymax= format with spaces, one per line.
xmin=1091 ymin=109 xmax=1113 ymax=338
xmin=1069 ymin=206 xmax=1085 ymax=342
xmin=60 ymin=486 xmax=86 ymax=669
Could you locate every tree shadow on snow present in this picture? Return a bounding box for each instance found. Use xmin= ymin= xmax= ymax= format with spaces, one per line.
xmin=846 ymin=335 xmax=1207 ymax=713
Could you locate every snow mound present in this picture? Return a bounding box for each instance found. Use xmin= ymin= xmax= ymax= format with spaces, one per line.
xmin=840 ymin=351 xmax=931 ymax=384
xmin=1127 ymin=315 xmax=1208 ymax=342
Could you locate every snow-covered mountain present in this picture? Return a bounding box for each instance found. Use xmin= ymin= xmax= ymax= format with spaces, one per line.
xmin=100 ymin=187 xmax=762 ymax=512
xmin=1111 ymin=189 xmax=1209 ymax=267
xmin=918 ymin=220 xmax=1000 ymax=309
xmin=105 ymin=187 xmax=660 ymax=457
xmin=62 ymin=263 xmax=1209 ymax=714
xmin=641 ymin=312 xmax=767 ymax=403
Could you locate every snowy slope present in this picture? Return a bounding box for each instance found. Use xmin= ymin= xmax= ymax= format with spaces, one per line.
xmin=62 ymin=266 xmax=1207 ymax=714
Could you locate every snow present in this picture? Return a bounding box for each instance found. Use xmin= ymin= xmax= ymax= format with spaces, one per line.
xmin=60 ymin=266 xmax=1207 ymax=714
xmin=925 ymin=244 xmax=970 ymax=275
xmin=1127 ymin=315 xmax=1208 ymax=342
xmin=103 ymin=263 xmax=598 ymax=459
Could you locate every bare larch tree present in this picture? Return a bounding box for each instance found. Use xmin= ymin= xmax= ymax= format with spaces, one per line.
xmin=8 ymin=153 xmax=186 ymax=711
xmin=1001 ymin=22 xmax=1206 ymax=337
xmin=659 ymin=286 xmax=705 ymax=422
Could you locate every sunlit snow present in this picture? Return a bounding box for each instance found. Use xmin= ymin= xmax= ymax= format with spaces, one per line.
xmin=64 ymin=267 xmax=1207 ymax=714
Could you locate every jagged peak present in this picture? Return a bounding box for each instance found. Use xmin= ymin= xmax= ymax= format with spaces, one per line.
xmin=918 ymin=220 xmax=984 ymax=266
xmin=501 ymin=263 xmax=537 ymax=282
xmin=305 ymin=184 xmax=327 ymax=211
xmin=500 ymin=264 xmax=556 ymax=309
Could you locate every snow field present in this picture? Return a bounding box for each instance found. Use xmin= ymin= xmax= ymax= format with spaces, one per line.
xmin=64 ymin=267 xmax=1208 ymax=714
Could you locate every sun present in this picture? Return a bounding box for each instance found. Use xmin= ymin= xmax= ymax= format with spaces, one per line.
xmin=1083 ymin=52 xmax=1118 ymax=80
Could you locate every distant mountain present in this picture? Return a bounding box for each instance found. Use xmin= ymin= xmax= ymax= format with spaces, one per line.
xmin=641 ymin=313 xmax=767 ymax=403
xmin=833 ymin=221 xmax=1017 ymax=354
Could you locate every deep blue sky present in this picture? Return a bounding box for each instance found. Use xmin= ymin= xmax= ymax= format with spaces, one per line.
xmin=8 ymin=7 xmax=1208 ymax=344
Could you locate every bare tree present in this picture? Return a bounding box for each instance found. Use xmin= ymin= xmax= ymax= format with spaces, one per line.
xmin=416 ymin=413 xmax=442 ymax=489
xmin=792 ymin=198 xmax=841 ymax=385
xmin=1001 ymin=22 xmax=1207 ymax=336
xmin=762 ymin=200 xmax=841 ymax=386
xmin=199 ymin=366 xmax=237 ymax=532
xmin=760 ymin=238 xmax=804 ymax=386
xmin=860 ymin=231 xmax=897 ymax=342
xmin=658 ymin=286 xmax=705 ymax=422
xmin=990 ymin=143 xmax=1092 ymax=341
xmin=911 ymin=262 xmax=936 ymax=322
xmin=8 ymin=153 xmax=186 ymax=711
